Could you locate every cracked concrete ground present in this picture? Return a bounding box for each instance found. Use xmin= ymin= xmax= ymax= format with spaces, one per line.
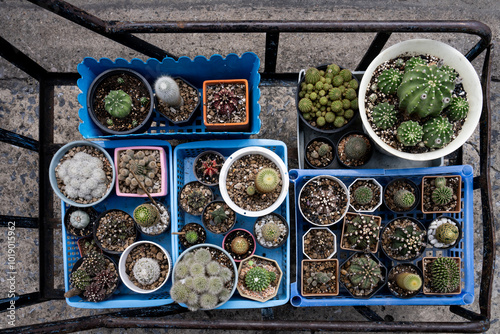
xmin=0 ymin=0 xmax=499 ymax=333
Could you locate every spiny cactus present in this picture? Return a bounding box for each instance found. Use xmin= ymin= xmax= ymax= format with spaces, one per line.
xmin=404 ymin=57 xmax=427 ymax=73
xmin=185 ymin=230 xmax=199 ymax=244
xmin=326 ymin=64 xmax=341 ymax=77
xmin=430 ymin=257 xmax=460 ymax=293
xmin=329 ymin=88 xmax=342 ymax=101
xmin=346 ymin=255 xmax=384 ymax=291
xmin=339 ymin=69 xmax=352 ymax=82
xmin=70 ymin=269 xmax=92 ymax=290
xmin=434 ymin=176 xmax=447 ymax=188
xmin=305 ymin=67 xmax=321 ymax=84
xmin=210 ymin=206 xmax=228 ymax=224
xmin=396 ymin=273 xmax=422 ymax=291
xmin=394 ymin=189 xmax=416 ymax=209
xmin=230 ymin=236 xmax=249 ymax=255
xmin=187 ymin=190 xmax=210 ymax=211
xmin=353 ymin=186 xmax=373 ymax=205
xmin=397 ymin=120 xmax=423 ymax=146
xmin=246 ymin=186 xmax=256 ymax=196
xmin=104 ymin=90 xmax=132 ymax=118
xmin=133 ymin=204 xmax=159 ymax=228
xmin=211 ymin=87 xmax=239 ymax=116
xmin=422 ymin=116 xmax=454 ymax=148
xmin=93 ymin=269 xmax=118 ymax=289
xmin=318 ymin=143 xmax=331 ymax=157
xmin=344 ymin=215 xmax=379 ymax=251
xmin=155 ymin=75 xmax=182 ymax=107
xmin=84 ymin=281 xmax=107 ymax=302
xmin=372 ymin=102 xmax=397 ymax=130
xmin=83 ymin=252 xmax=107 ymax=276
xmin=377 ymin=68 xmax=402 ymax=94
xmin=261 ymin=222 xmax=281 ymax=242
xmin=255 ymin=168 xmax=280 ymax=194
xmin=448 ymin=97 xmax=469 ymax=121
xmin=398 ymin=65 xmax=455 ymax=118
xmin=133 ymin=258 xmax=161 ymax=286
xmin=432 ymin=186 xmax=454 ymax=205
xmin=389 ymin=222 xmax=425 ymax=259
xmin=70 ymin=210 xmax=91 ymax=229
xmin=306 ymin=272 xmax=331 ymax=287
xmin=198 ymin=157 xmax=222 ymax=179
xmin=245 ymin=267 xmax=272 ymax=291
xmin=435 ymin=223 xmax=459 ymax=245
xmin=344 ymin=136 xmax=368 ymax=161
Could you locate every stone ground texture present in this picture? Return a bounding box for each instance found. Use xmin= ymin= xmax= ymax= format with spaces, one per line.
xmin=0 ymin=0 xmax=499 ymax=333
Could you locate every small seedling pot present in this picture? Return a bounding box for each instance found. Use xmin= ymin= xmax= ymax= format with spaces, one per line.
xmin=77 ymin=236 xmax=102 ymax=257
xmin=387 ymin=263 xmax=423 ymax=299
xmin=93 ymin=209 xmax=138 ymax=255
xmin=192 ymin=150 xmax=226 ymax=186
xmin=179 ymin=181 xmax=215 ymax=217
xmin=336 ymin=132 xmax=374 ymax=168
xmin=380 ymin=216 xmax=427 ymax=262
xmin=64 ymin=206 xmax=99 ymax=238
xmin=339 ymin=252 xmax=387 ymax=299
xmin=302 ymin=227 xmax=337 ymax=260
xmin=154 ymin=77 xmax=200 ymax=126
xmin=340 ymin=212 xmax=382 ymax=253
xmin=421 ymin=175 xmax=462 ymax=214
xmin=177 ymin=223 xmax=207 ymax=248
xmin=304 ymin=136 xmax=336 ymax=169
xmin=201 ymin=200 xmax=236 ymax=235
xmin=421 ymin=257 xmax=462 ymax=295
xmin=253 ymin=213 xmax=289 ymax=249
xmin=237 ymin=255 xmax=283 ymax=302
xmin=301 ymin=259 xmax=339 ymax=297
xmin=427 ymin=215 xmax=462 ymax=249
xmin=222 ymin=228 xmax=256 ymax=262
xmin=348 ymin=178 xmax=383 ymax=213
xmin=383 ymin=177 xmax=420 ymax=213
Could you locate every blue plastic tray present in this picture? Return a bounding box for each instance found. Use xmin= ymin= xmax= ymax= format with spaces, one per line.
xmin=62 ymin=139 xmax=175 ymax=308
xmin=289 ymin=165 xmax=474 ymax=307
xmin=77 ymin=53 xmax=261 ymax=139
xmin=172 ymin=139 xmax=290 ymax=309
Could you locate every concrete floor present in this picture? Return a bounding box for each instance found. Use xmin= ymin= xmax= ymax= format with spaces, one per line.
xmin=0 ymin=0 xmax=499 ymax=333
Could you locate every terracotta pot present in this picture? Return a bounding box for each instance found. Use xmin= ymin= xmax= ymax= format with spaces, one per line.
xmin=421 ymin=257 xmax=462 ymax=295
xmin=421 ymin=175 xmax=462 ymax=214
xmin=236 ymin=255 xmax=283 ymax=302
xmin=301 ymin=259 xmax=339 ymax=297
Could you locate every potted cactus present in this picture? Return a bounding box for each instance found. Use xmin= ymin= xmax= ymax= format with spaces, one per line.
xmin=427 ymin=216 xmax=462 ymax=249
xmin=422 ymin=257 xmax=462 ymax=295
xmin=340 ymin=252 xmax=386 ymax=298
xmin=387 ymin=263 xmax=423 ymax=298
xmin=64 ymin=252 xmax=119 ymax=302
xmin=93 ymin=209 xmax=138 ymax=255
xmin=119 ymin=241 xmax=171 ymax=294
xmin=304 ymin=137 xmax=335 ymax=169
xmin=301 ymin=259 xmax=339 ymax=297
xmin=236 ymin=255 xmax=283 ymax=302
xmin=222 ymin=228 xmax=256 ymax=262
xmin=296 ymin=64 xmax=359 ymax=133
xmin=336 ymin=132 xmax=374 ymax=168
xmin=132 ymin=202 xmax=170 ymax=236
xmin=193 ymin=150 xmax=225 ymax=186
xmin=421 ymin=175 xmax=462 ymax=214
xmin=64 ymin=206 xmax=98 ymax=238
xmin=154 ymin=75 xmax=200 ymax=125
xmin=179 ymin=181 xmax=214 ymax=216
xmin=170 ymin=244 xmax=238 ymax=311
xmin=203 ymin=79 xmax=250 ymax=132
xmin=348 ymin=178 xmax=383 ymax=213
xmin=253 ymin=213 xmax=289 ymax=249
xmin=87 ymin=68 xmax=155 ymax=135
xmin=176 ymin=223 xmax=207 ymax=248
xmin=302 ymin=227 xmax=337 ymax=260
xmin=383 ymin=178 xmax=420 ymax=213
xmin=380 ymin=217 xmax=427 ymax=262
xmin=340 ymin=213 xmax=382 ymax=253
xmin=77 ymin=236 xmax=102 ymax=257
xmin=201 ymin=200 xmax=236 ymax=235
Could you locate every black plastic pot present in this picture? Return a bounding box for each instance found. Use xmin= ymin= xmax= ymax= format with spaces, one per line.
xmin=296 ymin=64 xmax=359 ymax=134
xmin=192 ymin=150 xmax=226 ymax=186
xmin=380 ymin=216 xmax=427 ymax=262
xmin=201 ymin=200 xmax=236 ymax=235
xmin=178 ymin=223 xmax=207 ymax=248
xmin=253 ymin=212 xmax=289 ymax=249
xmin=93 ymin=209 xmax=138 ymax=255
xmin=64 ymin=205 xmax=98 ymax=238
xmin=179 ymin=181 xmax=215 ymax=217
xmin=383 ymin=177 xmax=420 ymax=213
xmin=339 ymin=252 xmax=387 ymax=299
xmin=387 ymin=263 xmax=423 ymax=299
xmin=304 ymin=136 xmax=336 ymax=169
xmin=87 ymin=68 xmax=155 ymax=135
xmin=336 ymin=131 xmax=374 ymax=168
xmin=154 ymin=77 xmax=201 ymax=126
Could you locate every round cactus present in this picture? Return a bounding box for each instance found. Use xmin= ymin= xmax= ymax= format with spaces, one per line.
xmin=318 ymin=143 xmax=331 ymax=157
xmin=377 ymin=68 xmax=402 ymax=94
xmin=344 ymin=136 xmax=368 ymax=161
xmin=246 ymin=186 xmax=256 ymax=196
xmin=422 ymin=116 xmax=453 ymax=149
xmin=326 ymin=64 xmax=341 ymax=76
xmin=344 ymin=88 xmax=357 ymax=100
xmin=133 ymin=258 xmax=161 ymax=285
xmin=329 ymin=88 xmax=342 ymax=101
xmin=347 ymin=255 xmax=383 ymax=290
xmin=434 ymin=176 xmax=447 ymax=188
xmin=404 ymin=57 xmax=427 ymax=73
xmin=255 ymin=168 xmax=280 ymax=194
xmin=398 ymin=65 xmax=455 ymax=118
xmin=448 ymin=97 xmax=469 ymax=121
xmin=230 ymin=236 xmax=249 ymax=255
xmin=396 ymin=120 xmax=423 ymax=146
xmin=396 ymin=273 xmax=422 ymax=291
xmin=104 ymin=90 xmax=132 ymax=118
xmin=261 ymin=222 xmax=281 ymax=242
xmin=298 ymin=98 xmax=313 ymax=113
xmin=435 ymin=223 xmax=459 ymax=245
xmin=185 ymin=230 xmax=199 ymax=244
xmin=430 ymin=257 xmax=460 ymax=293
xmin=372 ymin=102 xmax=397 ymax=130
xmin=245 ymin=267 xmax=271 ymax=292
xmin=70 ymin=269 xmax=92 ymax=290
xmin=133 ymin=204 xmax=159 ymax=228
xmin=353 ymin=186 xmax=373 ymax=205
xmin=305 ymin=67 xmax=321 ymax=84
xmin=394 ymin=189 xmax=415 ymax=209
xmin=339 ymin=69 xmax=352 ymax=82
xmin=155 ymin=75 xmax=182 ymax=107
xmin=69 ymin=210 xmax=90 ymax=229
xmin=432 ymin=186 xmax=453 ymax=205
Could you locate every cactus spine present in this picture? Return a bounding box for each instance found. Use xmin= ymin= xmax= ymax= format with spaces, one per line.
xmin=448 ymin=96 xmax=469 ymax=121
xmin=430 ymin=257 xmax=460 ymax=293
xmin=155 ymin=75 xmax=182 ymax=107
xmin=372 ymin=102 xmax=397 ymax=130
xmin=422 ymin=116 xmax=453 ymax=148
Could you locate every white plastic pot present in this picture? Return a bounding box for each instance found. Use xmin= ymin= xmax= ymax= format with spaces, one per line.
xmin=348 ymin=178 xmax=383 ymax=213
xmin=119 ymin=241 xmax=172 ymax=294
xmin=219 ymin=147 xmax=289 ymax=217
xmin=302 ymin=227 xmax=337 ymax=259
xmin=359 ymin=39 xmax=482 ymax=161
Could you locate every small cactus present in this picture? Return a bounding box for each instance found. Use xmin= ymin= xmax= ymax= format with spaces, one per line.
xmin=396 ymin=273 xmax=422 ymax=291
xmin=422 ymin=116 xmax=453 ymax=149
xmin=377 ymin=68 xmax=402 ymax=94
xmin=448 ymin=97 xmax=469 ymax=121
xmin=133 ymin=204 xmax=159 ymax=228
xmin=404 ymin=57 xmax=427 ymax=73
xmin=70 ymin=269 xmax=92 ymax=290
xmin=430 ymin=257 xmax=460 ymax=293
xmin=346 ymin=255 xmax=383 ymax=291
xmin=155 ymin=75 xmax=182 ymax=107
xmin=261 ymin=222 xmax=280 ymax=242
xmin=434 ymin=176 xmax=447 ymax=188
xmin=353 ymin=186 xmax=373 ymax=205
xmin=394 ymin=189 xmax=416 ymax=209
xmin=372 ymin=102 xmax=397 ymax=130
xmin=104 ymin=90 xmax=132 ymax=118
xmin=389 ymin=222 xmax=425 ymax=259
xmin=344 ymin=215 xmax=379 ymax=251
xmin=397 ymin=120 xmax=423 ymax=146
xmin=246 ymin=186 xmax=256 ymax=196
xmin=318 ymin=143 xmax=331 ymax=157
xmin=305 ymin=67 xmax=321 ymax=84
xmin=133 ymin=258 xmax=161 ymax=285
xmin=69 ymin=210 xmax=91 ymax=229
xmin=435 ymin=223 xmax=459 ymax=245
xmin=185 ymin=230 xmax=199 ymax=244
xmin=84 ymin=281 xmax=107 ymax=302
xmin=83 ymin=252 xmax=107 ymax=276
xmin=245 ymin=267 xmax=272 ymax=292
xmin=254 ymin=168 xmax=280 ymax=194
xmin=230 ymin=236 xmax=249 ymax=255
xmin=187 ymin=190 xmax=210 ymax=212
xmin=432 ymin=186 xmax=454 ymax=205
xmin=210 ymin=206 xmax=228 ymax=225
xmin=298 ymin=98 xmax=313 ymax=113
xmin=344 ymin=136 xmax=368 ymax=161
xmin=306 ymin=272 xmax=331 ymax=287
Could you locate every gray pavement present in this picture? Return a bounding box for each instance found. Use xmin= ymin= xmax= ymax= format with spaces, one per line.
xmin=0 ymin=0 xmax=499 ymax=333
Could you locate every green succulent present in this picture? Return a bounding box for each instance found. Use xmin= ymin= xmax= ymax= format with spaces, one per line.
xmin=430 ymin=257 xmax=460 ymax=293
xmin=448 ymin=97 xmax=469 ymax=121
xmin=133 ymin=204 xmax=159 ymax=228
xmin=306 ymin=272 xmax=331 ymax=287
xmin=404 ymin=57 xmax=427 ymax=73
xmin=318 ymin=143 xmax=331 ymax=157
xmin=261 ymin=222 xmax=281 ymax=242
xmin=353 ymin=186 xmax=373 ymax=206
xmin=432 ymin=186 xmax=454 ymax=205
xmin=298 ymin=98 xmax=313 ymax=113
xmin=372 ymin=102 xmax=397 ymax=130
xmin=70 ymin=269 xmax=92 ymax=290
xmin=210 ymin=206 xmax=228 ymax=224
xmin=255 ymin=168 xmax=280 ymax=194
xmin=104 ymin=90 xmax=132 ymax=118
xmin=397 ymin=120 xmax=423 ymax=146
xmin=434 ymin=176 xmax=447 ymax=188
xmin=185 ymin=230 xmax=199 ymax=244
xmin=389 ymin=222 xmax=425 ymax=259
xmin=346 ymin=255 xmax=383 ymax=291
xmin=394 ymin=189 xmax=416 ymax=209
xmin=377 ymin=68 xmax=402 ymax=94
xmin=422 ymin=116 xmax=453 ymax=149
xmin=305 ymin=67 xmax=321 ymax=84
xmin=396 ymin=272 xmax=422 ymax=291
xmin=245 ymin=267 xmax=272 ymax=292
xmin=344 ymin=215 xmax=379 ymax=251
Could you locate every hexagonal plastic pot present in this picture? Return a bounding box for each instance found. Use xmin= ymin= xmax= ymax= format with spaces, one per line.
xmin=348 ymin=177 xmax=383 ymax=213
xmin=302 ymin=227 xmax=337 ymax=260
xmin=237 ymin=255 xmax=283 ymax=302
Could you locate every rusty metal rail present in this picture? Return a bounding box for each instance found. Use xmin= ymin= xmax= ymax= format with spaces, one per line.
xmin=0 ymin=0 xmax=494 ymax=332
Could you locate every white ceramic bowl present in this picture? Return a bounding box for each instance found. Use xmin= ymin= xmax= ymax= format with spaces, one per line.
xmin=219 ymin=147 xmax=289 ymax=217
xmin=358 ymin=39 xmax=482 ymax=161
xmin=348 ymin=177 xmax=383 ymax=213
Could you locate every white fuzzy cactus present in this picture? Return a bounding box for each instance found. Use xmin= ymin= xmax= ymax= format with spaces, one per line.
xmin=154 ymin=75 xmax=183 ymax=107
xmin=69 ymin=210 xmax=90 ymax=229
xmin=133 ymin=258 xmax=161 ymax=285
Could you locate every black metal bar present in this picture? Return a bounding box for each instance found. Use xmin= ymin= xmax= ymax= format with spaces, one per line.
xmin=353 ymin=306 xmax=385 ymax=322
xmin=0 ymin=128 xmax=39 ymax=152
xmin=45 ymin=72 xmax=80 ymax=86
xmin=355 ymin=32 xmax=392 ymax=71
xmin=0 ymin=216 xmax=39 ymax=228
xmin=0 ymin=293 xmax=44 ymax=314
xmin=450 ymin=306 xmax=487 ymax=322
xmin=465 ymin=36 xmax=490 ymax=62
xmin=473 ymin=176 xmax=481 ymax=189
xmin=0 ymin=36 xmax=47 ymax=81
xmin=264 ymin=32 xmax=280 ymax=74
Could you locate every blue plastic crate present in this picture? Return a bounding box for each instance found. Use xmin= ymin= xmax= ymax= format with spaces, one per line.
xmin=77 ymin=53 xmax=261 ymax=139
xmin=289 ymin=165 xmax=474 ymax=307
xmin=62 ymin=139 xmax=175 ymax=309
xmin=172 ymin=139 xmax=290 ymax=309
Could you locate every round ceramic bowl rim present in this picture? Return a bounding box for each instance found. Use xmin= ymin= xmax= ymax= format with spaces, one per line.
xmin=172 ymin=243 xmax=238 ymax=310
xmin=219 ymin=147 xmax=289 ymax=217
xmin=49 ymin=140 xmax=116 ymax=208
xmin=222 ymin=228 xmax=257 ymax=262
xmin=118 ymin=240 xmax=171 ymax=294
xmin=298 ymin=175 xmax=350 ymax=227
xmin=302 ymin=227 xmax=337 ymax=260
xmin=348 ymin=177 xmax=383 ymax=213
xmin=358 ymin=39 xmax=483 ymax=161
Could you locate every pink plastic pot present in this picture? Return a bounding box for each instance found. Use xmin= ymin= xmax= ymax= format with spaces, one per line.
xmin=114 ymin=146 xmax=168 ymax=197
xmin=222 ymin=228 xmax=256 ymax=263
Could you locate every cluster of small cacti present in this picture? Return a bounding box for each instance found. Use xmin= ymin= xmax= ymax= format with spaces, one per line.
xmin=133 ymin=203 xmax=160 ymax=228
xmin=431 ymin=177 xmax=454 ymax=206
xmin=105 ymin=90 xmax=132 ymax=118
xmin=298 ymin=64 xmax=358 ymax=129
xmin=188 ymin=190 xmax=210 ymax=211
xmin=344 ymin=254 xmax=384 ymax=294
xmin=132 ymin=257 xmax=161 ymax=285
xmin=57 ymin=152 xmax=108 ymax=201
xmin=369 ymin=56 xmax=470 ymax=150
xmin=343 ymin=215 xmax=380 ymax=251
xmin=245 ymin=266 xmax=276 ymax=291
xmin=395 ymin=272 xmax=422 ymax=291
xmin=69 ymin=210 xmax=91 ymax=229
xmin=430 ymin=257 xmax=460 ymax=293
xmin=67 ymin=253 xmax=118 ymax=302
xmin=117 ymin=149 xmax=160 ymax=195
xmin=388 ymin=221 xmax=426 ymax=260
xmin=306 ymin=272 xmax=331 ymax=287
xmin=393 ymin=189 xmax=416 ymax=209
xmin=170 ymin=248 xmax=234 ymax=311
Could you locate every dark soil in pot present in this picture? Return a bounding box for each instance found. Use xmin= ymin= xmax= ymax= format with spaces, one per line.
xmin=302 ymin=260 xmax=338 ymax=296
xmin=223 ymin=229 xmax=255 ymax=262
xmin=337 ymin=132 xmax=373 ymax=168
xmin=205 ymin=82 xmax=248 ymax=124
xmin=125 ymin=243 xmax=169 ymax=291
xmin=178 ymin=223 xmax=207 ymax=248
xmin=422 ymin=176 xmax=461 ymax=213
xmin=77 ymin=236 xmax=102 ymax=257
xmin=193 ymin=150 xmax=225 ymax=186
xmin=94 ymin=209 xmax=137 ymax=254
xmin=202 ymin=201 xmax=236 ymax=234
xmin=387 ymin=263 xmax=423 ymax=298
xmin=349 ymin=179 xmax=381 ymax=212
xmin=384 ymin=178 xmax=419 ymax=213
xmin=179 ymin=181 xmax=214 ymax=216
xmin=305 ymin=137 xmax=335 ymax=168
xmin=117 ymin=148 xmax=163 ymax=195
xmin=381 ymin=217 xmax=426 ymax=261
xmin=156 ymin=78 xmax=200 ymax=124
xmin=303 ymin=228 xmax=336 ymax=259
xmin=64 ymin=206 xmax=98 ymax=238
